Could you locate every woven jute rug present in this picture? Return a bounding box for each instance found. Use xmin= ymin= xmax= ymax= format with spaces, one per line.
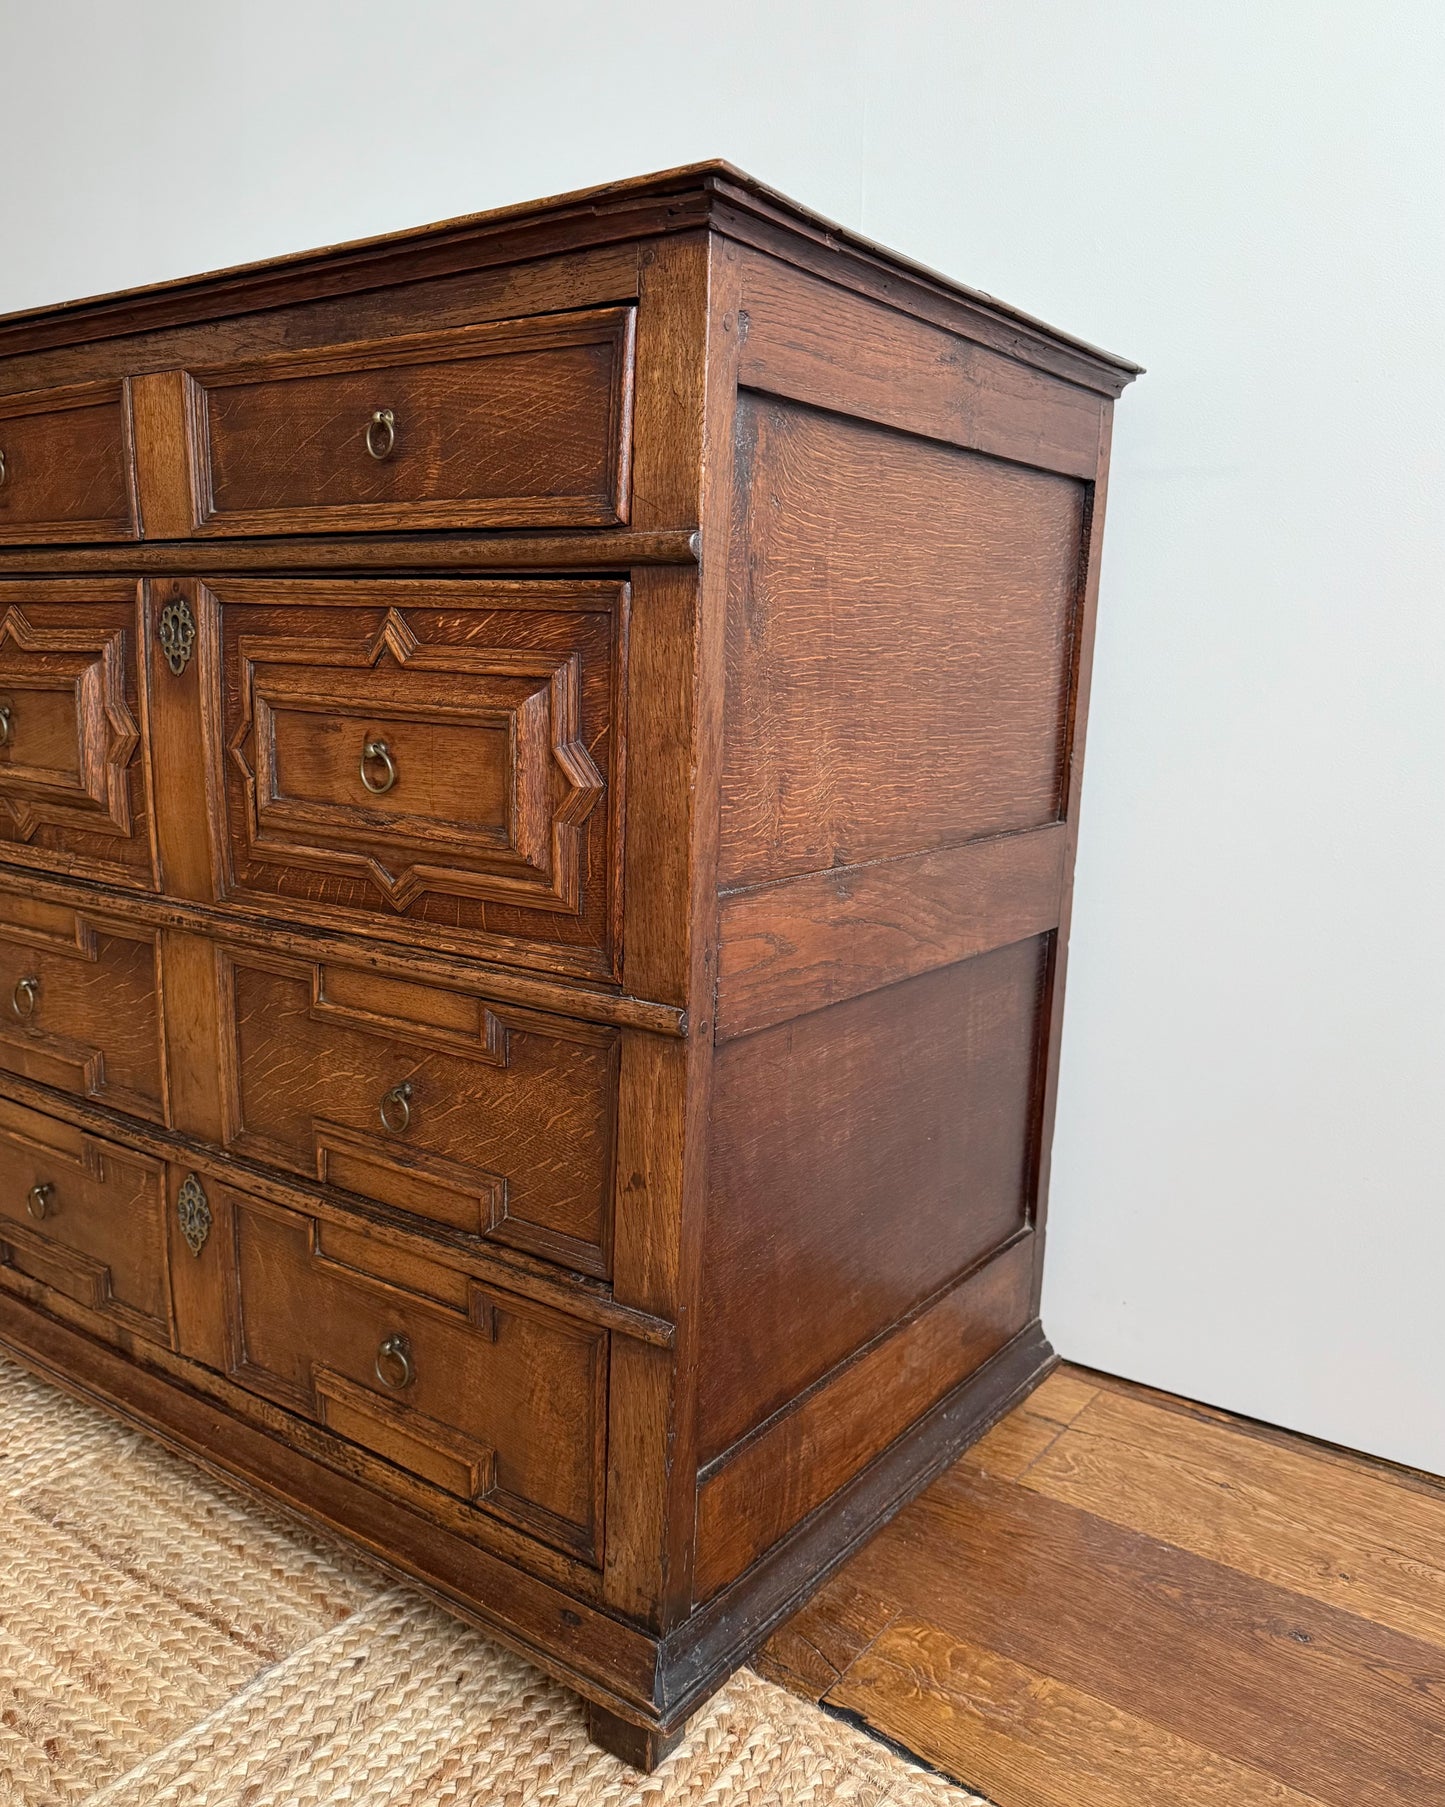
xmin=0 ymin=1353 xmax=984 ymax=1805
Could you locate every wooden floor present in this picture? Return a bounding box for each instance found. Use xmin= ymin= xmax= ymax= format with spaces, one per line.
xmin=755 ymin=1364 xmax=1445 ymax=1806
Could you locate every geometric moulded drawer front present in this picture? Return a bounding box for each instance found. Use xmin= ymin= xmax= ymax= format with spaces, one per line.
xmin=0 ymin=1094 xmax=172 ymax=1345
xmin=0 ymin=583 xmax=156 ymax=890
xmin=221 ymin=947 xmax=619 ymax=1278
xmin=227 ymin=1189 xmax=607 ymax=1562
xmin=0 ymin=883 xmax=164 ymax=1123
xmin=217 ymin=578 xmax=622 ymax=976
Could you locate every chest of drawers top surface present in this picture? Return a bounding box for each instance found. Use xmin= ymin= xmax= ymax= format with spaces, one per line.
xmin=0 ymin=162 xmax=1134 ymax=1771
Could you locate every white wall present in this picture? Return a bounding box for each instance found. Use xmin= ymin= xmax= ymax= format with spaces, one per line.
xmin=4 ymin=2 xmax=1442 ymax=1472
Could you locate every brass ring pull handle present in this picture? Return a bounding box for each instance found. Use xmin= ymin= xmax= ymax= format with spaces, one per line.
xmin=365 ymin=409 xmax=396 ymax=460
xmin=11 ymin=976 xmax=38 ymax=1020
xmin=26 ymin=1183 xmax=53 ymax=1221
xmin=0 ymin=448 xmax=7 ymax=488
xmin=359 ymin=738 xmax=396 ymax=794
xmin=0 ymin=704 xmax=10 ymax=746
xmin=379 ymin=1080 xmax=413 ymax=1135
xmin=375 ymin=1332 xmax=415 ymax=1390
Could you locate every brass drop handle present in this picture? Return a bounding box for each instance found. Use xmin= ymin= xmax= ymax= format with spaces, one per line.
xmin=0 ymin=704 xmax=10 ymax=745
xmin=379 ymin=1080 xmax=413 ymax=1135
xmin=11 ymin=976 xmax=38 ymax=1020
xmin=26 ymin=1183 xmax=53 ymax=1221
xmin=0 ymin=448 xmax=7 ymax=489
xmin=360 ymin=738 xmax=397 ymax=794
xmin=365 ymin=409 xmax=396 ymax=460
xmin=375 ymin=1332 xmax=414 ymax=1390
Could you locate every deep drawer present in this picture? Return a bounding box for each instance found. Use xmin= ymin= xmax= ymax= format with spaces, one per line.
xmin=226 ymin=1187 xmax=607 ymax=1560
xmin=184 ymin=307 xmax=635 ymax=535
xmin=0 ymin=884 xmax=164 ymax=1123
xmin=220 ymin=947 xmax=617 ymax=1278
xmin=0 ymin=1094 xmax=171 ymax=1344
xmin=0 ymin=382 xmax=138 ymax=544
xmin=215 ymin=577 xmax=620 ymax=976
xmin=0 ymin=581 xmax=156 ymax=890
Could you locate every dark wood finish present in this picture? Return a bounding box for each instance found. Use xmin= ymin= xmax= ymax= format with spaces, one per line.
xmin=226 ymin=1185 xmax=607 ymax=1561
xmin=0 ymin=525 xmax=699 ymax=577
xmin=757 ymin=1365 xmax=1445 ymax=1807
xmin=0 ymin=1093 xmax=172 ymax=1343
xmin=0 ymin=881 xmax=164 ymax=1120
xmin=186 ymin=307 xmax=635 ymax=537
xmin=214 ymin=576 xmax=622 ymax=978
xmin=0 ymin=382 xmax=138 ymax=543
xmin=715 ymin=822 xmax=1067 ymax=1040
xmin=0 ymin=580 xmax=155 ymax=889
xmin=734 ymin=250 xmax=1106 ymax=478
xmin=221 ymin=946 xmax=619 ymax=1275
xmin=0 ymin=167 xmax=1134 ymax=1767
xmin=700 ymin=943 xmax=1051 ymax=1458
xmin=720 ymin=395 xmax=1088 ymax=889
xmin=585 ymin=1702 xmax=685 ymax=1770
xmin=694 ymin=1235 xmax=1036 ymax=1599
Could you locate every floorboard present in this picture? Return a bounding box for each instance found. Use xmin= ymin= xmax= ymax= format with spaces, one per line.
xmin=756 ymin=1364 xmax=1445 ymax=1806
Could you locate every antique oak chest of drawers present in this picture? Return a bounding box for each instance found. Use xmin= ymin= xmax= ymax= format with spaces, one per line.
xmin=0 ymin=164 xmax=1136 ymax=1766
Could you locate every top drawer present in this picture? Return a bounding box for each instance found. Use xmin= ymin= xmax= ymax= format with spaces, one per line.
xmin=183 ymin=307 xmax=636 ymax=537
xmin=0 ymin=383 xmax=139 ymax=545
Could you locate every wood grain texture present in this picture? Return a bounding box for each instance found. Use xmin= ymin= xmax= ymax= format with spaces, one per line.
xmin=0 ymin=888 xmax=163 ymax=1122
xmin=155 ymin=929 xmax=229 ymax=1143
xmin=600 ymin=235 xmax=724 ymax=1633
xmin=228 ymin=1188 xmax=608 ymax=1563
xmin=0 ymin=858 xmax=684 ymax=1037
xmin=749 ymin=1569 xmax=899 ymax=1702
xmin=0 ymin=527 xmax=699 ymax=577
xmin=0 ymin=1053 xmax=670 ymax=1359
xmin=0 ymin=580 xmax=156 ymax=891
xmin=0 ymin=242 xmax=643 ymax=396
xmin=214 ymin=576 xmax=622 ymax=978
xmin=224 ymin=948 xmax=619 ymax=1276
xmin=142 ymin=578 xmax=226 ymax=901
xmin=830 ymin=1623 xmax=1334 ymax=1807
xmin=189 ymin=306 xmax=635 ymax=537
xmin=0 ymin=381 xmax=138 ymax=543
xmin=700 ymin=941 xmax=1051 ymax=1459
xmin=1024 ymin=409 xmax=1114 ymax=1323
xmin=720 ymin=393 xmax=1087 ymax=890
xmin=0 ymin=1094 xmax=171 ymax=1344
xmin=736 ymin=250 xmax=1105 ymax=479
xmin=0 ymin=165 xmax=1136 ymax=395
xmin=715 ymin=823 xmax=1066 ymax=1040
xmin=693 ymin=1237 xmax=1035 ymax=1600
xmin=0 ymin=1290 xmax=664 ymax=1687
xmin=1022 ymin=1388 xmax=1445 ymax=1649
xmin=757 ymin=1367 xmax=1445 ymax=1807
xmin=128 ymin=370 xmax=197 ymax=538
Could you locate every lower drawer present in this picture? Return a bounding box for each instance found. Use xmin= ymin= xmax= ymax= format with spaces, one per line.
xmin=220 ymin=946 xmax=617 ymax=1278
xmin=224 ymin=1186 xmax=608 ymax=1562
xmin=0 ymin=884 xmax=164 ymax=1122
xmin=0 ymin=1094 xmax=172 ymax=1345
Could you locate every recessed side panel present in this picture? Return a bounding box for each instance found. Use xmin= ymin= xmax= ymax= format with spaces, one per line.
xmin=720 ymin=394 xmax=1088 ymax=889
xmin=698 ymin=938 xmax=1051 ymax=1463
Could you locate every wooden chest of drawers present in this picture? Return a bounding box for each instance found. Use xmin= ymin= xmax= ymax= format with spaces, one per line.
xmin=0 ymin=163 xmax=1136 ymax=1767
